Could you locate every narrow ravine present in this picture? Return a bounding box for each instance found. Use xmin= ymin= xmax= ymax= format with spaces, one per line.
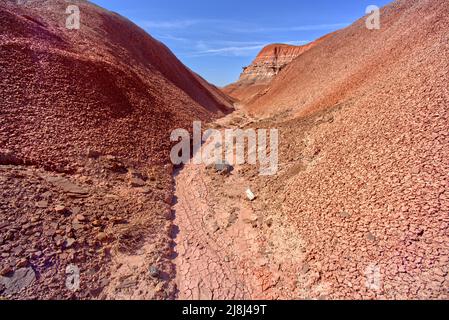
xmin=172 ymin=114 xmax=309 ymax=300
xmin=172 ymin=163 xmax=251 ymax=299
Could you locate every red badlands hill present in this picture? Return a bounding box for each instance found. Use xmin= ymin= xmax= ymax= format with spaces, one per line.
xmin=240 ymin=43 xmax=315 ymax=83
xmin=223 ymin=37 xmax=330 ymax=105
xmin=246 ymin=0 xmax=448 ymax=118
xmin=0 ymin=0 xmax=232 ymax=300
xmin=236 ymin=0 xmax=448 ymax=299
xmin=0 ymin=0 xmax=233 ymax=171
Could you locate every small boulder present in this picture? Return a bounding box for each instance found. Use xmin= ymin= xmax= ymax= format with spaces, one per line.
xmin=64 ymin=238 xmax=76 ymax=249
xmin=103 ymin=156 xmax=127 ymax=173
xmin=96 ymin=232 xmax=108 ymax=243
xmin=366 ymin=232 xmax=377 ymax=242
xmin=148 ymin=265 xmax=160 ymax=279
xmin=54 ymin=205 xmax=70 ymax=215
xmin=0 ymin=266 xmax=13 ymax=277
xmin=35 ymin=200 xmax=49 ymax=209
xmin=207 ymin=161 xmax=234 ymax=176
xmin=15 ymin=259 xmax=28 ymax=268
xmin=46 ymin=176 xmax=89 ymax=197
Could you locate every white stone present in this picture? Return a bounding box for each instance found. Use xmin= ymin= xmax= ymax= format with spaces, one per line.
xmin=246 ymin=189 xmax=256 ymax=201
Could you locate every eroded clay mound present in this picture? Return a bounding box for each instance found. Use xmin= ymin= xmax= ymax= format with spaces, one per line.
xmin=0 ymin=0 xmax=232 ymax=300
xmin=0 ymin=0 xmax=232 ymax=172
xmin=223 ymin=36 xmax=332 ymax=105
xmin=238 ymin=0 xmax=449 ymax=299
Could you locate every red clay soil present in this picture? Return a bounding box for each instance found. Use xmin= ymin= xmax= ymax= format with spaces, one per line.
xmin=0 ymin=0 xmax=232 ymax=300
xmin=0 ymin=0 xmax=233 ymax=172
xmin=233 ymin=0 xmax=448 ymax=299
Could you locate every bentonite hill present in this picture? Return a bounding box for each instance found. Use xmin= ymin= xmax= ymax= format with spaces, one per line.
xmin=0 ymin=0 xmax=232 ymax=300
xmin=215 ymin=0 xmax=449 ymax=299
xmin=223 ymin=37 xmax=331 ymax=106
xmin=1 ymin=0 xmax=448 ymax=301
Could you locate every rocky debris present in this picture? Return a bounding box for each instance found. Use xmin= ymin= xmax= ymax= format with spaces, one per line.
xmin=74 ymin=214 xmax=86 ymax=223
xmin=0 ymin=0 xmax=231 ymax=300
xmin=226 ymin=208 xmax=239 ymax=228
xmin=0 ymin=267 xmax=36 ymax=296
xmin=173 ymin=0 xmax=449 ymax=301
xmin=117 ymin=279 xmax=138 ymax=290
xmin=0 ymin=267 xmax=13 ymax=277
xmin=16 ymin=259 xmax=29 ymax=268
xmin=207 ymin=162 xmax=234 ymax=176
xmin=127 ymin=169 xmax=148 ymax=181
xmin=35 ymin=200 xmax=48 ymax=208
xmin=173 ymin=155 xmax=302 ymax=300
xmin=102 ymin=156 xmax=128 ymax=174
xmin=45 ymin=176 xmax=89 ymax=198
xmin=54 ymin=205 xmax=70 ymax=215
xmin=0 ymin=162 xmax=176 ymax=300
xmin=96 ymin=232 xmax=109 ymax=243
xmin=229 ymin=0 xmax=449 ymax=300
xmin=63 ymin=238 xmax=76 ymax=249
xmin=0 ymin=0 xmax=233 ymax=174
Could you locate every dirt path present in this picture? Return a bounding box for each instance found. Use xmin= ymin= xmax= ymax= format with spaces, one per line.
xmin=172 ymin=115 xmax=309 ymax=300
xmin=173 ymin=164 xmax=250 ymax=299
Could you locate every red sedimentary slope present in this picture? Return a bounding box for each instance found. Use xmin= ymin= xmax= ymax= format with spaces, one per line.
xmin=223 ymin=37 xmax=329 ymax=104
xmin=0 ymin=0 xmax=233 ymax=172
xmin=0 ymin=0 xmax=232 ymax=300
xmin=240 ymin=43 xmax=315 ymax=83
xmin=246 ymin=0 xmax=448 ymax=117
xmin=240 ymin=0 xmax=449 ymax=299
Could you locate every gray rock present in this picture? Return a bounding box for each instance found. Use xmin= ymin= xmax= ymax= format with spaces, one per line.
xmin=0 ymin=267 xmax=36 ymax=295
xmin=148 ymin=265 xmax=160 ymax=278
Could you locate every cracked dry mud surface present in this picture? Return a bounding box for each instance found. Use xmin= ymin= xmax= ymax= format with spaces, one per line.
xmin=173 ymin=165 xmax=250 ymax=300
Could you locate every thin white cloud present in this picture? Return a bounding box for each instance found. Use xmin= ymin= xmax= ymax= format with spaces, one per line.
xmin=139 ymin=19 xmax=349 ymax=33
xmin=186 ymin=40 xmax=311 ymax=57
xmin=155 ymin=34 xmax=190 ymax=42
xmin=289 ymin=23 xmax=349 ymax=31
xmin=136 ymin=18 xmax=347 ymax=58
xmin=140 ymin=19 xmax=200 ymax=29
xmin=139 ymin=19 xmax=236 ymax=30
xmin=229 ymin=23 xmax=350 ymax=33
xmin=192 ymin=44 xmax=265 ymax=56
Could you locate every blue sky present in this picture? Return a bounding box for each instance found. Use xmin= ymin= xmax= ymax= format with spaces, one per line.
xmin=91 ymin=0 xmax=392 ymax=86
